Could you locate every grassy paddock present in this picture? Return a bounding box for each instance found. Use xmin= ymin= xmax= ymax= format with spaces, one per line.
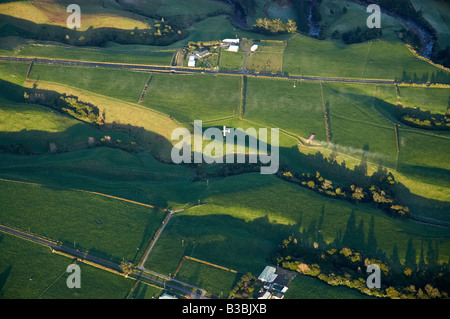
xmin=141 ymin=73 xmax=241 ymax=123
xmin=283 ymin=34 xmax=446 ymax=80
xmin=0 ymin=232 xmax=136 ymax=298
xmin=175 ymin=258 xmax=239 ymax=298
xmin=0 ymin=179 xmax=167 ymax=263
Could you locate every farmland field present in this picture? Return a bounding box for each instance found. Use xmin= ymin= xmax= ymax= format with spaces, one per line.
xmin=0 ymin=179 xmax=167 ymax=263
xmin=0 ymin=232 xmax=146 ymax=299
xmin=282 ymin=34 xmax=444 ymax=80
xmin=0 ymin=0 xmax=449 ymax=303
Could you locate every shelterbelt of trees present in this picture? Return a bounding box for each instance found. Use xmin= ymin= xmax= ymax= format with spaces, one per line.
xmin=274 ymin=235 xmax=450 ymax=299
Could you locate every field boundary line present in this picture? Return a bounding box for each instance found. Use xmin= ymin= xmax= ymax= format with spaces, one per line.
xmin=320 ymin=82 xmax=332 ymax=143
xmin=184 ymin=256 xmax=238 ymax=274
xmin=51 ymin=249 xmax=126 ymax=277
xmin=0 ymin=177 xmax=165 ymax=211
xmin=361 ymin=41 xmax=373 ymax=80
xmin=137 ymin=209 xmax=173 ymax=269
xmin=23 ymin=79 xmax=183 ymax=127
xmin=71 ymin=188 xmax=164 ymax=210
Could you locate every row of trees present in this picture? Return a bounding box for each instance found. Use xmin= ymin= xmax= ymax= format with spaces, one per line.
xmin=253 ymin=18 xmax=298 ymax=34
xmin=24 ymin=91 xmax=102 ymax=125
xmin=398 ymin=70 xmax=450 ymax=85
xmin=278 ymin=168 xmax=410 ymax=217
xmin=274 ymin=235 xmax=450 ymax=299
xmin=228 ymin=273 xmax=258 ymax=299
xmin=342 ymin=27 xmax=383 ymax=44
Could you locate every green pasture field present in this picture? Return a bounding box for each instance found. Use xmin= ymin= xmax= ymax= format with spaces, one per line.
xmin=397 ymin=128 xmax=450 ymax=172
xmin=28 ymin=64 xmax=150 ymax=104
xmin=141 ymin=73 xmax=241 ymax=123
xmin=282 ymin=34 xmax=445 ymax=80
xmin=144 ymin=213 xmax=281 ymax=276
xmin=284 ymin=274 xmax=374 ymax=299
xmin=0 ymin=179 xmax=167 ymax=264
xmin=0 ymin=146 xmax=197 ymax=209
xmin=244 ymin=77 xmax=327 ymax=142
xmin=377 ymin=85 xmax=450 ymax=114
xmin=145 ymin=173 xmax=450 ymax=277
xmin=0 ymin=60 xmax=30 ymax=85
xmin=0 ymin=232 xmax=142 ymax=299
xmin=319 ymin=0 xmax=408 ymax=44
xmin=174 ymin=259 xmax=239 ymax=298
xmin=218 ymin=49 xmax=246 ymax=72
xmin=321 ymin=82 xmax=398 ymax=165
xmin=0 ymin=99 xmax=133 ymax=154
xmin=15 ymin=43 xmax=176 ymax=66
xmin=246 ymin=41 xmax=286 ymax=74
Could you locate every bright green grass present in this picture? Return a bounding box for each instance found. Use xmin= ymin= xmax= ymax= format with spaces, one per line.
xmin=146 ymin=172 xmax=450 ymax=277
xmin=28 ymin=64 xmax=150 ymax=104
xmin=16 ymin=43 xmax=176 ymax=66
xmin=397 ymin=128 xmax=450 ymax=171
xmin=322 ymin=82 xmax=398 ymax=166
xmin=245 ymin=77 xmax=327 ymax=141
xmin=378 ymin=85 xmax=450 ymax=114
xmin=0 ymin=100 xmax=132 ymax=153
xmin=0 ymin=179 xmax=167 ymax=263
xmin=219 ymin=49 xmax=245 ymax=71
xmin=141 ymin=73 xmax=241 ymax=123
xmin=283 ymin=34 xmax=446 ymax=80
xmin=0 ymin=232 xmax=135 ymax=299
xmin=0 ymin=60 xmax=29 ymax=84
xmin=284 ymin=274 xmax=374 ymax=299
xmin=175 ymin=259 xmax=239 ymax=298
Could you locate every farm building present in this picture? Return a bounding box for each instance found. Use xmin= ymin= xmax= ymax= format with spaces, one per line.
xmin=257 ymin=266 xmax=290 ymax=299
xmin=188 ymin=54 xmax=196 ymax=67
xmin=258 ymin=266 xmax=277 ymax=283
xmin=222 ymin=38 xmax=240 ymax=45
xmin=227 ymin=44 xmax=239 ymax=52
xmin=193 ymin=50 xmax=210 ymax=58
xmin=159 ymin=293 xmax=177 ymax=299
xmin=250 ymin=44 xmax=258 ymax=52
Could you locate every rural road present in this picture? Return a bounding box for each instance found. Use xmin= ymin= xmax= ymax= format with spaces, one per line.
xmin=0 ymin=224 xmax=207 ymax=298
xmin=0 ymin=56 xmax=397 ymax=85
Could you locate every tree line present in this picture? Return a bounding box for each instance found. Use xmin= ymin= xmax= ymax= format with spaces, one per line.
xmin=253 ymin=18 xmax=297 ymax=34
xmin=277 ymin=167 xmax=411 ymax=217
xmin=274 ymin=234 xmax=450 ymax=299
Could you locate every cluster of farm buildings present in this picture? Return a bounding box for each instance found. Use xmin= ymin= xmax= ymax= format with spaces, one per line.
xmin=188 ymin=38 xmax=258 ymax=67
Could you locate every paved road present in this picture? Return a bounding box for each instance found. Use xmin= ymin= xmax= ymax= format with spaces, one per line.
xmin=0 ymin=224 xmax=207 ymax=298
xmin=0 ymin=55 xmax=397 ymax=85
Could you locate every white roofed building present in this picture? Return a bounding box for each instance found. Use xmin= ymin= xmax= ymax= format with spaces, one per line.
xmin=258 ymin=266 xmax=277 ymax=283
xmin=222 ymin=38 xmax=240 ymax=44
xmin=188 ymin=54 xmax=196 ymax=67
xmin=227 ymin=44 xmax=239 ymax=52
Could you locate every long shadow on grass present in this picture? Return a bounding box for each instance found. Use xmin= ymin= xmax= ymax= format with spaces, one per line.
xmin=0 ymin=14 xmax=186 ymax=47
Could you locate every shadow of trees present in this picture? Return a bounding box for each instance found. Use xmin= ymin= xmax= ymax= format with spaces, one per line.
xmin=0 ymin=14 xmax=186 ymax=47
